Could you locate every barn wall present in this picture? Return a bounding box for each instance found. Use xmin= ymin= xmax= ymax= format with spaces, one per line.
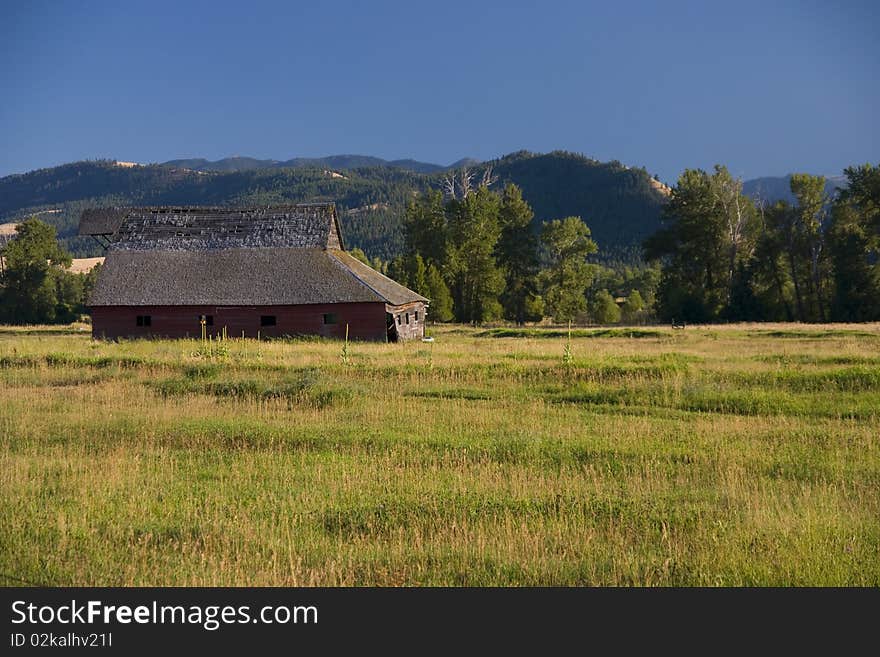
xmin=91 ymin=302 xmax=388 ymax=341
xmin=387 ymin=302 xmax=427 ymax=341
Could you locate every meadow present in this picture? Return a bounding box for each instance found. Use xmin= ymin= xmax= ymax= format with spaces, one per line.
xmin=1 ymin=323 xmax=878 ymax=586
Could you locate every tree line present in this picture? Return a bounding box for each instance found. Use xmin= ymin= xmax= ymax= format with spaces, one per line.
xmin=3 ymin=161 xmax=876 ymax=327
xmin=644 ymin=163 xmax=880 ymax=323
xmin=362 ymin=176 xmax=655 ymax=326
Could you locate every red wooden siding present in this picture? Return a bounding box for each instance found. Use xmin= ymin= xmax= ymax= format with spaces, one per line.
xmin=91 ymin=302 xmax=389 ymax=341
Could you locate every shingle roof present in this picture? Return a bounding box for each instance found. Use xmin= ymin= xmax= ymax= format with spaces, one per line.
xmin=89 ymin=248 xmax=427 ymax=307
xmin=90 ymin=248 xmax=379 ymax=306
xmin=329 ymin=250 xmax=428 ymax=306
xmin=84 ymin=203 xmax=426 ymax=308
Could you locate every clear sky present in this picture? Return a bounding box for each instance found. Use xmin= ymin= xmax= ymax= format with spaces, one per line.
xmin=1 ymin=0 xmax=877 ymax=182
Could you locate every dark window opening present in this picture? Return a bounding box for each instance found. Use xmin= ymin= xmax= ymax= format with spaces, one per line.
xmin=323 ymin=313 xmax=338 ymax=325
xmin=199 ymin=314 xmax=214 ymax=326
xmin=260 ymin=315 xmax=277 ymax=327
xmin=136 ymin=315 xmax=151 ymax=327
xmin=405 ymin=313 xmax=410 ymax=325
xmin=414 ymin=311 xmax=419 ymax=322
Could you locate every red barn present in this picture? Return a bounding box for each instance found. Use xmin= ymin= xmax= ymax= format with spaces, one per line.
xmin=79 ymin=204 xmax=428 ymax=341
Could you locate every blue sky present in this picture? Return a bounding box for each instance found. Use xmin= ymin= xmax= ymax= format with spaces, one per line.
xmin=1 ymin=0 xmax=877 ymax=182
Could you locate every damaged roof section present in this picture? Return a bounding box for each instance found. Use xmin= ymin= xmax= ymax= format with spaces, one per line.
xmin=78 ymin=208 xmax=129 ymax=236
xmin=79 ymin=203 xmax=344 ymax=250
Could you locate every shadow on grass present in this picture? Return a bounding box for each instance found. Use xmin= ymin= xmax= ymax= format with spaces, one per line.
xmin=476 ymin=327 xmax=668 ymax=339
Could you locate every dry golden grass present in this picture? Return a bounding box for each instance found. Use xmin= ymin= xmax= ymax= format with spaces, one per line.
xmin=1 ymin=322 xmax=878 ymax=585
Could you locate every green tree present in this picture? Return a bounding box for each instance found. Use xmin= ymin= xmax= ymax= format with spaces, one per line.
xmin=523 ymin=294 xmax=545 ymax=322
xmin=710 ymin=166 xmax=759 ymax=308
xmin=496 ymin=184 xmax=539 ymax=324
xmin=644 ymin=166 xmax=757 ymax=322
xmin=0 ymin=218 xmax=72 ymax=324
xmin=828 ymin=164 xmax=880 ymax=320
xmin=404 ymin=190 xmax=448 ymax=268
xmin=406 ymin=254 xmax=428 ymax=295
xmin=445 ymin=187 xmax=505 ymax=323
xmin=349 ymin=247 xmax=371 ymax=265
xmin=589 ymin=289 xmax=621 ymax=324
xmin=386 ymin=256 xmax=410 ymax=288
xmin=838 ymin=163 xmax=880 ymax=234
xmin=749 ymin=206 xmax=796 ymax=321
xmin=424 ymin=263 xmax=453 ymax=322
xmin=789 ymin=173 xmax=830 ymax=321
xmin=81 ymin=262 xmax=102 ymax=311
xmin=621 ymin=289 xmax=645 ymax=323
xmin=539 ymin=217 xmax=598 ymax=323
xmin=827 ymin=204 xmax=879 ymax=320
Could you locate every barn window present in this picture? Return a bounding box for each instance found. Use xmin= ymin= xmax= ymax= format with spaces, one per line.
xmin=136 ymin=315 xmax=151 ymax=327
xmin=414 ymin=311 xmax=419 ymax=322
xmin=199 ymin=314 xmax=213 ymax=326
xmin=405 ymin=313 xmax=410 ymax=325
xmin=322 ymin=313 xmax=338 ymax=325
xmin=260 ymin=315 xmax=276 ymax=327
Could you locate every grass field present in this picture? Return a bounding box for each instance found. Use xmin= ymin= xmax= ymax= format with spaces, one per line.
xmin=1 ymin=323 xmax=878 ymax=586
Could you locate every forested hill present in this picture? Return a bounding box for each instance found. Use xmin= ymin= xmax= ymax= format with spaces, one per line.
xmin=0 ymin=151 xmax=670 ymax=261
xmin=743 ymin=175 xmax=846 ymax=204
xmin=484 ymin=151 xmax=669 ymax=261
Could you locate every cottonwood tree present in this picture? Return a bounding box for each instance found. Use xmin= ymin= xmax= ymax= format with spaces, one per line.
xmin=709 ymin=166 xmax=759 ymax=308
xmin=790 ymin=173 xmax=830 ymax=321
xmin=445 ymin=186 xmax=505 ymax=323
xmin=621 ymin=289 xmax=645 ymax=323
xmin=539 ymin=217 xmax=598 ymax=323
xmin=644 ymin=166 xmax=757 ymax=322
xmin=589 ymin=289 xmax=621 ymax=325
xmin=0 ymin=218 xmax=73 ymax=324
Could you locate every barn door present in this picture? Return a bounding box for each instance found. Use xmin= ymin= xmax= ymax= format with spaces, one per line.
xmin=386 ymin=312 xmax=398 ymax=343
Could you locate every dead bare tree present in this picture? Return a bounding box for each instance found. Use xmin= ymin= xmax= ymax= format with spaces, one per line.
xmin=479 ymin=165 xmax=498 ymax=189
xmin=442 ymin=166 xmax=495 ymax=200
xmin=441 ymin=172 xmax=457 ymax=199
xmin=458 ymin=168 xmax=474 ymax=198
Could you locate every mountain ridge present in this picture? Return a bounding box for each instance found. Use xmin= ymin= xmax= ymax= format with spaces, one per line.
xmin=161 ymin=154 xmax=478 ymax=174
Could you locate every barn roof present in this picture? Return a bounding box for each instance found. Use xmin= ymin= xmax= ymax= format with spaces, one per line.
xmin=90 ymin=248 xmax=380 ymax=306
xmin=329 ymin=250 xmax=428 ymax=307
xmin=84 ymin=203 xmax=427 ymax=308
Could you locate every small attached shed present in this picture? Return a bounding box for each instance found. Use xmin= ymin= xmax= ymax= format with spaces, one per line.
xmin=79 ymin=204 xmax=428 ymax=341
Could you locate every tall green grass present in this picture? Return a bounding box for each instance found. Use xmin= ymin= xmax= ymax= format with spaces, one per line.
xmin=1 ymin=322 xmax=878 ymax=585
